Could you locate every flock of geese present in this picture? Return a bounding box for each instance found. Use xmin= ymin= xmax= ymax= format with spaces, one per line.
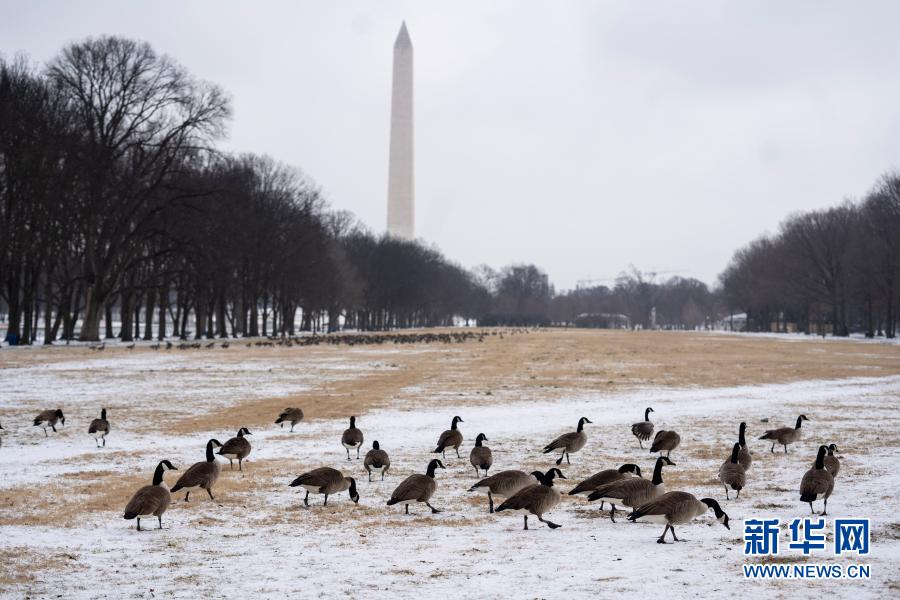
xmin=6 ymin=403 xmax=841 ymax=543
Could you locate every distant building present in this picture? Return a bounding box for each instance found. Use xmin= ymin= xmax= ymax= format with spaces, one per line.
xmin=574 ymin=313 xmax=631 ymax=329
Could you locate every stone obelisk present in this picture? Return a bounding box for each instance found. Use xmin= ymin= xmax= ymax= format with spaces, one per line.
xmin=386 ymin=21 xmax=414 ymax=239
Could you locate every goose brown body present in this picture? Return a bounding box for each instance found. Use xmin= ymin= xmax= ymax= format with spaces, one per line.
xmin=469 ymin=433 xmax=492 ymax=477
xmin=495 ymin=468 xmax=566 ymax=529
xmin=342 ymin=416 xmax=364 ymax=460
xmin=760 ymin=415 xmax=808 ymax=453
xmin=123 ymin=460 xmax=177 ymax=531
xmin=218 ymin=427 xmax=252 ymax=470
xmin=649 ymin=430 xmax=681 ymax=457
xmin=468 ymin=469 xmax=539 ymax=513
xmin=587 ymin=457 xmax=674 ymax=521
xmin=542 ymin=417 xmax=591 ymax=465
xmin=631 ymin=407 xmax=655 ymax=448
xmin=171 ymin=439 xmax=222 ymax=501
xmin=628 ymin=492 xmax=730 ymax=543
xmin=34 ymin=409 xmax=65 ymax=436
xmin=364 ymin=441 xmax=391 ymax=481
xmin=88 ymin=408 xmax=110 ymax=447
xmin=275 ymin=408 xmax=304 ymax=431
xmin=718 ymin=442 xmax=746 ymax=499
xmin=800 ymin=445 xmax=835 ymax=515
xmin=290 ymin=467 xmax=359 ymax=506
xmin=387 ymin=459 xmax=445 ymax=514
xmin=433 ymin=416 xmax=464 ymax=459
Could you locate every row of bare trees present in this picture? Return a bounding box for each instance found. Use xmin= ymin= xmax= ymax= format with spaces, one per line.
xmin=0 ymin=36 xmax=488 ymax=344
xmin=719 ymin=174 xmax=900 ymax=337
xmin=549 ymin=268 xmax=716 ymax=329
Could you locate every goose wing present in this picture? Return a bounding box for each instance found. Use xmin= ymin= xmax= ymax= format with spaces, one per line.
xmin=290 ymin=467 xmax=342 ymax=490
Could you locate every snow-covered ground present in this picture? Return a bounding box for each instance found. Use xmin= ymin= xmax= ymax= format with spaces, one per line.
xmin=1 ymin=350 xmax=899 ymax=598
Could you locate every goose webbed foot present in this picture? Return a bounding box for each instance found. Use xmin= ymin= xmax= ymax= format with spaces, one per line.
xmin=539 ymin=516 xmax=561 ymax=529
xmin=426 ymin=502 xmax=442 ymax=514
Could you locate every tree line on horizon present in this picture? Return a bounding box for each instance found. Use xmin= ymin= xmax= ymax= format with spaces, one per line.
xmin=719 ymin=174 xmax=900 ymax=338
xmin=3 ymin=36 xmax=897 ymax=343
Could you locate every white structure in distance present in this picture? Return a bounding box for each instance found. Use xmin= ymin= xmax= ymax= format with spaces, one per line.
xmin=386 ymin=21 xmax=415 ymax=240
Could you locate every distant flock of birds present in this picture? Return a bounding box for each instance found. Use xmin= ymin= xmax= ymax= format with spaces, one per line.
xmin=87 ymin=329 xmax=530 ymax=352
xmin=2 ymin=403 xmax=840 ymax=543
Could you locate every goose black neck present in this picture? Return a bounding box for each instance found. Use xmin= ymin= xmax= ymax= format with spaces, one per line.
xmin=475 ymin=435 xmax=483 ymax=447
xmin=349 ymin=417 xmax=356 ymax=428
xmin=426 ymin=462 xmax=439 ymax=478
xmin=795 ymin=416 xmax=804 ymax=429
xmin=450 ymin=419 xmax=458 ymax=431
xmin=577 ymin=419 xmax=585 ymax=432
xmin=815 ymin=447 xmax=826 ymax=470
xmin=152 ymin=463 xmax=166 ymax=486
xmin=206 ymin=440 xmax=216 ymax=462
xmin=652 ymin=459 xmax=665 ymax=485
xmin=101 ymin=408 xmax=107 ymax=420
xmin=730 ymin=443 xmax=740 ymax=464
xmin=738 ymin=423 xmax=747 ymax=447
xmin=644 ymin=408 xmax=651 ymax=422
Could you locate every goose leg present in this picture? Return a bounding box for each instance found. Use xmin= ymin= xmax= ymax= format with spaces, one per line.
xmin=304 ymin=491 xmax=309 ymax=507
xmin=43 ymin=427 xmax=48 ymax=437
xmin=724 ymin=486 xmax=730 ymax=500
xmin=102 ymin=436 xmax=106 ymax=447
xmin=381 ymin=471 xmax=385 ymax=481
xmin=228 ymin=458 xmax=234 ymax=470
xmin=185 ymin=491 xmax=191 ymax=502
xmin=51 ymin=425 xmax=57 ymax=433
xmin=736 ymin=489 xmax=741 ymax=499
xmin=368 ymin=471 xmax=372 ymax=482
xmin=809 ymin=502 xmax=815 ymax=514
xmin=289 ymin=424 xmax=294 ymax=432
xmin=474 ymin=466 xmax=479 ymax=477
xmin=405 ymin=504 xmax=409 ymax=515
xmin=821 ymin=499 xmax=828 ymax=516
xmin=538 ymin=516 xmax=561 ymax=529
xmin=556 ymin=454 xmax=563 ymax=466
xmin=523 ymin=516 xmax=529 ymax=530
xmin=639 ymin=440 xmax=644 ymax=449
xmin=136 ymin=518 xmax=142 ymax=531
xmin=770 ymin=443 xmax=775 ymax=454
xmin=207 ymin=488 xmax=215 ymax=501
xmin=455 ymin=448 xmax=460 ymax=459
xmin=158 ymin=516 xmax=163 ymax=530
xmin=783 ymin=444 xmax=788 ymax=454
xmin=566 ymin=453 xmax=571 ymax=465
xmin=657 ymin=524 xmax=669 ymax=543
xmin=324 ymin=494 xmax=328 ymax=506
xmin=671 ymin=526 xmax=683 ymax=542
xmin=599 ymin=501 xmax=605 ymax=510
xmin=357 ymin=447 xmax=361 ymax=459
xmin=610 ymin=505 xmax=617 ymax=523
xmin=346 ymin=448 xmax=351 ymax=461
xmin=426 ymin=502 xmax=441 ymax=514
xmin=488 ymin=492 xmax=494 ymax=514
xmin=239 ymin=458 xmax=243 ymax=471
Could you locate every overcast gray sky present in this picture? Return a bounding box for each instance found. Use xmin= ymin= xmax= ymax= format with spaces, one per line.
xmin=3 ymin=1 xmax=900 ymax=289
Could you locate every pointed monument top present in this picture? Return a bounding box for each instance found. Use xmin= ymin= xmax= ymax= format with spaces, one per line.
xmin=395 ymin=21 xmax=412 ymax=50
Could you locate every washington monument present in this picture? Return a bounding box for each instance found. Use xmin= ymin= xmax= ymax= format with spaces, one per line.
xmin=386 ymin=21 xmax=414 ymax=239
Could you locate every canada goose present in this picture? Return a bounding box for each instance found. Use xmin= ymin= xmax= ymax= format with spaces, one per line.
xmin=123 ymin=460 xmax=178 ymax=531
xmin=468 ymin=470 xmax=541 ymax=513
xmin=760 ymin=414 xmax=808 ymax=453
xmin=33 ymin=409 xmax=65 ymax=437
xmin=289 ymin=467 xmax=360 ymax=506
xmin=718 ymin=442 xmax=746 ymax=500
xmin=628 ymin=492 xmax=730 ymax=543
xmin=820 ymin=443 xmax=841 ymax=477
xmin=387 ymin=458 xmax=446 ymax=514
xmin=632 ymin=407 xmax=654 ymax=448
xmin=87 ymin=408 xmax=110 ymax=447
xmin=568 ymin=463 xmax=642 ymax=509
xmin=433 ymin=416 xmax=464 ymax=459
xmin=495 ymin=468 xmax=566 ymax=530
xmin=218 ymin=427 xmax=252 ymax=470
xmin=342 ymin=416 xmax=364 ymax=460
xmin=649 ymin=430 xmax=681 ymax=458
xmin=737 ymin=422 xmax=752 ymax=470
xmin=588 ymin=456 xmax=675 ymax=522
xmin=364 ymin=441 xmax=391 ymax=481
xmin=275 ymin=408 xmax=304 ymax=432
xmin=542 ymin=417 xmax=592 ymax=465
xmin=171 ymin=439 xmax=223 ymax=502
xmin=800 ymin=445 xmax=835 ymax=515
xmin=469 ymin=433 xmax=493 ymax=477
